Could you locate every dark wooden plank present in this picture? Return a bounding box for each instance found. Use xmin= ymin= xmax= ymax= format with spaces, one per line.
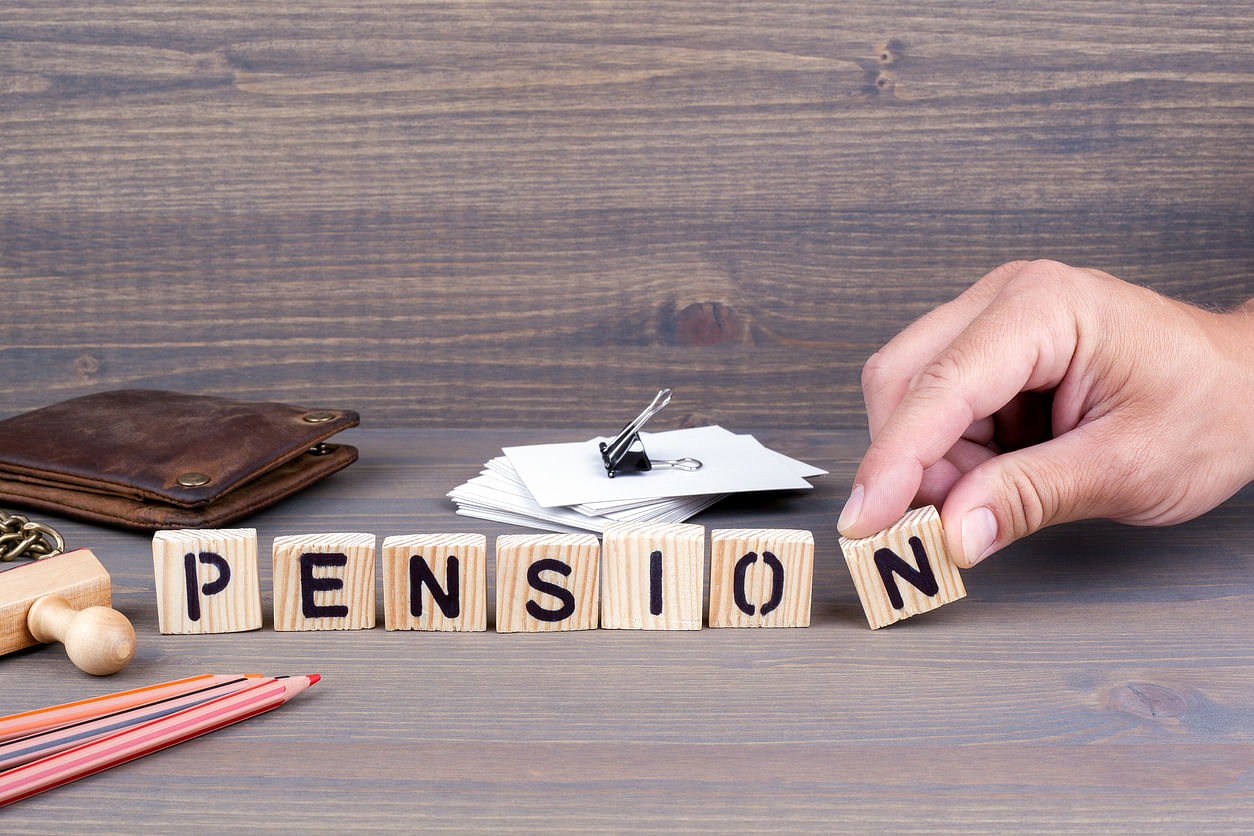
xmin=3 ymin=3 xmax=1254 ymax=426
xmin=1 ymin=429 xmax=1253 ymax=831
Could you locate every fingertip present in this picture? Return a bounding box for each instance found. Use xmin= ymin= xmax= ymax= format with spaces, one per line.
xmin=836 ymin=483 xmax=864 ymax=535
xmin=840 ymin=448 xmax=930 ymax=539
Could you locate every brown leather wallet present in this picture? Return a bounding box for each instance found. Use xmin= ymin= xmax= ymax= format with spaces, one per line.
xmin=0 ymin=390 xmax=359 ymax=530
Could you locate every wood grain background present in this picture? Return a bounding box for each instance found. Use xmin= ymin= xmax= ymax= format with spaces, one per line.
xmin=3 ymin=2 xmax=1253 ymax=428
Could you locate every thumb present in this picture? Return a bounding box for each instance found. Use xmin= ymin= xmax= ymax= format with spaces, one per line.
xmin=940 ymin=427 xmax=1113 ymax=568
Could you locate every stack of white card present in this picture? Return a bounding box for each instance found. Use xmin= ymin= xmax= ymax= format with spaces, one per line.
xmin=448 ymin=425 xmax=826 ymax=534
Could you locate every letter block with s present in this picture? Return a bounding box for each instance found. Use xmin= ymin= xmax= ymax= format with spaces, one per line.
xmin=495 ymin=533 xmax=600 ymax=633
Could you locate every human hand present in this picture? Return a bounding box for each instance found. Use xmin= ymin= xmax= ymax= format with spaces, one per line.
xmin=837 ymin=259 xmax=1254 ymax=567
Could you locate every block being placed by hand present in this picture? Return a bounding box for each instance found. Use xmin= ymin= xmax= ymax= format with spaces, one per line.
xmin=272 ymin=533 xmax=377 ymax=631
xmin=839 ymin=506 xmax=966 ymax=629
xmin=495 ymin=533 xmax=599 ymax=633
xmin=708 ymin=529 xmax=814 ymax=627
xmin=601 ymin=522 xmax=704 ymax=630
xmin=152 ymin=529 xmax=262 ymax=634
xmin=381 ymin=533 xmax=487 ymax=631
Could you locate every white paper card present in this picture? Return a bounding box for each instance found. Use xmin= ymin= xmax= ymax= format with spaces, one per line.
xmin=503 ymin=425 xmax=815 ymax=508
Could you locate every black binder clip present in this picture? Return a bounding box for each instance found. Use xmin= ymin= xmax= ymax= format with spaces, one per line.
xmin=599 ymin=389 xmax=703 ymax=478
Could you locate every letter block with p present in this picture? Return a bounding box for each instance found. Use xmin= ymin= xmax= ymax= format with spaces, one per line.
xmin=152 ymin=528 xmax=262 ymax=634
xmin=839 ymin=505 xmax=966 ymax=629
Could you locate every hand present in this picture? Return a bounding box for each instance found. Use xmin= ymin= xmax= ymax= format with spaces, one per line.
xmin=837 ymin=259 xmax=1254 ymax=567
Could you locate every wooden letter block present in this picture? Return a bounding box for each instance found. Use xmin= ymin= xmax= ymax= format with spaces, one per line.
xmin=839 ymin=505 xmax=966 ymax=629
xmin=152 ymin=529 xmax=262 ymax=634
xmin=709 ymin=529 xmax=814 ymax=628
xmin=601 ymin=522 xmax=704 ymax=630
xmin=272 ymin=533 xmax=377 ymax=631
xmin=495 ymin=533 xmax=599 ymax=633
xmin=381 ymin=533 xmax=487 ymax=632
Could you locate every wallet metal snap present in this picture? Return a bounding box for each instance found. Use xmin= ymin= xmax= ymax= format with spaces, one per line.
xmin=302 ymin=411 xmax=337 ymax=423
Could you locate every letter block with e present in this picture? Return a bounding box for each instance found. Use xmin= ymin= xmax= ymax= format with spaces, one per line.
xmin=381 ymin=533 xmax=487 ymax=631
xmin=839 ymin=505 xmax=967 ymax=629
xmin=709 ymin=529 xmax=814 ymax=628
xmin=272 ymin=533 xmax=377 ymax=631
xmin=495 ymin=533 xmax=600 ymax=633
xmin=152 ymin=529 xmax=262 ymax=634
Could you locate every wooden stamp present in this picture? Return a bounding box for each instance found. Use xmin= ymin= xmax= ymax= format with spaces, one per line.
xmin=495 ymin=533 xmax=600 ymax=633
xmin=151 ymin=529 xmax=262 ymax=634
xmin=839 ymin=505 xmax=966 ymax=629
xmin=272 ymin=533 xmax=377 ymax=631
xmin=709 ymin=529 xmax=814 ymax=628
xmin=601 ymin=522 xmax=704 ymax=630
xmin=0 ymin=548 xmax=135 ymax=675
xmin=381 ymin=533 xmax=487 ymax=632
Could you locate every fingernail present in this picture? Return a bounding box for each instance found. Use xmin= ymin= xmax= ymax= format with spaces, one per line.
xmin=838 ymin=484 xmax=864 ymax=533
xmin=960 ymin=506 xmax=998 ymax=566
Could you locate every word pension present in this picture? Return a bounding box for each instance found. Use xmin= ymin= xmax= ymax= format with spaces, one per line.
xmin=150 ymin=508 xmax=965 ymax=635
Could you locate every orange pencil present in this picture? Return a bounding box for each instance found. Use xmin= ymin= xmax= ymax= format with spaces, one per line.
xmin=0 ymin=675 xmax=319 ymax=807
xmin=0 ymin=674 xmax=265 ymax=743
xmin=0 ymin=676 xmax=275 ymax=771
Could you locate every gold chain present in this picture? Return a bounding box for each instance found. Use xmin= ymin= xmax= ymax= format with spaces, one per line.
xmin=0 ymin=510 xmax=65 ymax=562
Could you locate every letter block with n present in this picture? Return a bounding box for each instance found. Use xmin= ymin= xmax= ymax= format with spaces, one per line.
xmin=839 ymin=506 xmax=966 ymax=629
xmin=382 ymin=533 xmax=487 ymax=631
xmin=151 ymin=528 xmax=262 ymax=634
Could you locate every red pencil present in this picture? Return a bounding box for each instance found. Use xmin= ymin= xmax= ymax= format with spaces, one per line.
xmin=0 ymin=675 xmax=319 ymax=807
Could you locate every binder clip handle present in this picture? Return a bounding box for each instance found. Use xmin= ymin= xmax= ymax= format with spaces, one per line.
xmin=599 ymin=389 xmax=702 ymax=478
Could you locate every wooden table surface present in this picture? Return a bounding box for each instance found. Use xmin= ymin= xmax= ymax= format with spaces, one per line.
xmin=2 ymin=427 xmax=1252 ymax=833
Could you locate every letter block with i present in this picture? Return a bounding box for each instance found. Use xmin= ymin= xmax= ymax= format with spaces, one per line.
xmin=602 ymin=522 xmax=704 ymax=630
xmin=709 ymin=529 xmax=814 ymax=627
xmin=839 ymin=505 xmax=967 ymax=629
xmin=151 ymin=529 xmax=262 ymax=634
xmin=381 ymin=533 xmax=487 ymax=631
xmin=495 ymin=533 xmax=600 ymax=633
xmin=272 ymin=533 xmax=377 ymax=631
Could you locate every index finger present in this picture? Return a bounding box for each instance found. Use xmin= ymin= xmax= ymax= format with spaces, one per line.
xmin=840 ymin=268 xmax=1081 ymax=538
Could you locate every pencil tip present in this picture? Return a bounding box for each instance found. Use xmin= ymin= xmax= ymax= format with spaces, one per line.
xmin=306 ymin=674 xmax=321 ymax=685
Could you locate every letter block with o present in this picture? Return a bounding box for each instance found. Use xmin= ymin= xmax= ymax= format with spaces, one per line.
xmin=839 ymin=505 xmax=966 ymax=629
xmin=381 ymin=533 xmax=487 ymax=631
xmin=152 ymin=528 xmax=262 ymax=634
xmin=709 ymin=529 xmax=814 ymax=628
xmin=495 ymin=533 xmax=600 ymax=633
xmin=272 ymin=533 xmax=376 ymax=631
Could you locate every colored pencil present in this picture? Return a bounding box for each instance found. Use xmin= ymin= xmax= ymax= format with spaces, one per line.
xmin=0 ymin=675 xmax=319 ymax=807
xmin=0 ymin=673 xmax=265 ymax=743
xmin=0 ymin=676 xmax=274 ymax=771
